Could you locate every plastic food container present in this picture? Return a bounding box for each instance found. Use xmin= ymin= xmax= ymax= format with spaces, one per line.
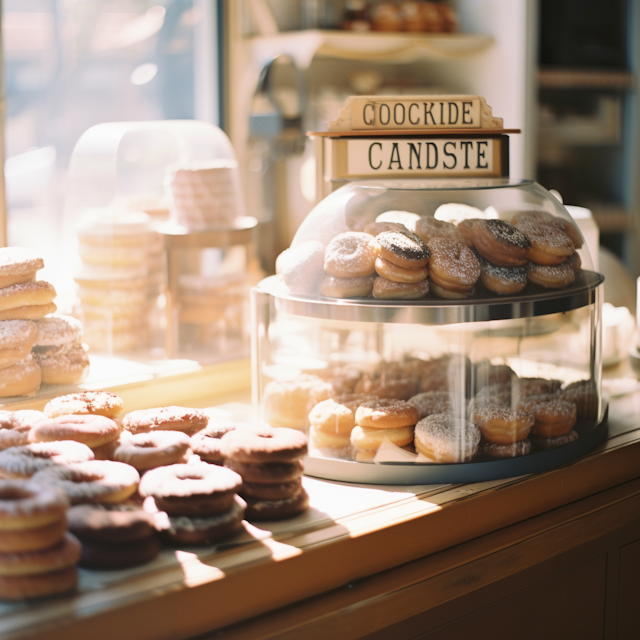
xmin=251 ymin=178 xmax=605 ymax=484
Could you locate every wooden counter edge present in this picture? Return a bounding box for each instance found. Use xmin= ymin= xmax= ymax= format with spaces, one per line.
xmin=4 ymin=430 xmax=640 ymax=640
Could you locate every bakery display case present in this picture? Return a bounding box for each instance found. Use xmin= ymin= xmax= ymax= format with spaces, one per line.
xmin=252 ymin=177 xmax=606 ymax=484
xmin=64 ymin=120 xmax=257 ymax=360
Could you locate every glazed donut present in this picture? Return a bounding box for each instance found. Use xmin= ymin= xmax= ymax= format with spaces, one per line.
xmin=0 ymin=518 xmax=68 ymax=553
xmin=478 ymin=255 xmax=527 ymax=295
xmin=0 ymin=441 xmax=94 ymax=479
xmin=374 ymin=257 xmax=428 ymax=284
xmin=279 ymin=240 xmax=326 ymax=295
xmin=0 ymin=357 xmax=41 ymax=398
xmin=320 ymin=274 xmax=375 ymax=298
xmin=0 ymin=320 xmax=38 ymax=370
xmin=33 ymin=460 xmax=140 ymax=504
xmin=408 ymin=391 xmax=451 ymax=420
xmin=29 ymin=414 xmax=122 ymax=449
xmin=530 ymin=430 xmax=578 ymax=450
xmin=0 ymin=479 xmax=69 ymax=531
xmin=324 ymin=232 xmax=379 ymax=278
xmin=262 ymin=375 xmax=334 ymax=430
xmin=471 ymin=219 xmax=531 ymax=267
xmin=113 ymin=431 xmax=192 ymax=471
xmin=67 ymin=503 xmax=155 ymax=543
xmin=0 ymin=566 xmax=77 ymax=600
xmin=455 ymin=218 xmax=481 ymax=247
xmin=310 ymin=425 xmax=352 ymax=451
xmin=471 ymin=406 xmax=535 ymax=444
xmin=558 ymin=380 xmax=599 ymax=420
xmin=481 ymin=439 xmax=532 ymax=459
xmin=139 ymin=462 xmax=242 ymax=516
xmin=44 ymin=391 xmax=124 ymax=420
xmin=527 ymin=260 xmax=575 ymax=289
xmin=240 ymin=478 xmax=302 ymax=501
xmin=0 ymin=532 xmax=80 ymax=576
xmin=220 ymin=425 xmax=308 ymax=464
xmin=122 ymin=406 xmax=208 ymax=435
xmin=351 ymin=424 xmax=414 ymax=450
xmin=355 ymin=399 xmax=418 ymax=429
xmin=224 ymin=459 xmax=303 ymax=484
xmin=414 ymin=217 xmax=465 ymax=245
xmin=372 ymin=276 xmax=429 ymax=300
xmin=514 ymin=218 xmax=574 ymax=265
xmin=377 ymin=231 xmax=430 ymax=270
xmin=0 ymin=280 xmax=56 ymax=314
xmin=363 ymin=221 xmax=408 ymax=236
xmin=147 ymin=494 xmax=246 ymax=545
xmin=427 ymin=237 xmax=480 ymax=298
xmin=244 ymin=488 xmax=309 ymax=521
xmin=414 ymin=414 xmax=481 ymax=462
xmin=308 ymin=395 xmax=372 ymax=435
xmin=516 ymin=395 xmax=577 ymax=438
xmin=0 ymin=247 xmax=44 ymax=289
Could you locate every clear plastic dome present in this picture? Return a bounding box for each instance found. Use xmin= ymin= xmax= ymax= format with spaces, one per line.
xmin=252 ymin=178 xmax=606 ymax=484
xmin=62 ymin=120 xmax=252 ymax=358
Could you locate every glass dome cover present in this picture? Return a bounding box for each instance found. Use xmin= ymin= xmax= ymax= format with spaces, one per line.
xmin=253 ymin=178 xmax=606 ymax=484
xmin=272 ymin=179 xmax=601 ymax=314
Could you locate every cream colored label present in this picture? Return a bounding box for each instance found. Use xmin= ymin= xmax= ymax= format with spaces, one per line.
xmin=344 ymin=138 xmax=496 ymax=176
xmin=351 ymin=97 xmax=481 ymax=130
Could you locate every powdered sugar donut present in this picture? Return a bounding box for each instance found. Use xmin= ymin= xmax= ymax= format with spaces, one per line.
xmin=32 ymin=343 xmax=90 ymax=385
xmin=280 ymin=240 xmax=326 ymax=295
xmin=0 ymin=247 xmax=44 ymax=289
xmin=29 ymin=414 xmax=121 ymax=449
xmin=414 ymin=414 xmax=481 ymax=462
xmin=415 ymin=217 xmax=465 ymax=245
xmin=527 ymin=260 xmax=575 ymax=289
xmin=319 ymin=274 xmax=375 ymax=298
xmin=324 ymin=232 xmax=379 ymax=278
xmin=121 ymin=406 xmax=208 ymax=435
xmin=44 ymin=391 xmax=124 ymax=419
xmin=516 ymin=395 xmax=577 ymax=438
xmin=0 ymin=320 xmax=38 ymax=370
xmin=113 ymin=431 xmax=192 ymax=471
xmin=355 ymin=399 xmax=419 ymax=429
xmin=372 ymin=277 xmax=429 ymax=300
xmin=471 ymin=219 xmax=531 ymax=267
xmin=0 ymin=441 xmax=94 ymax=479
xmin=514 ymin=218 xmax=575 ymax=265
xmin=33 ymin=460 xmax=140 ymax=504
xmin=34 ymin=316 xmax=83 ymax=347
xmin=427 ymin=237 xmax=480 ymax=298
xmin=0 ymin=281 xmax=56 ymax=314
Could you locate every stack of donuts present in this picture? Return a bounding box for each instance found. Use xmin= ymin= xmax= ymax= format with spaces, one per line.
xmin=140 ymin=462 xmax=246 ymax=546
xmin=279 ymin=207 xmax=585 ymax=301
xmin=0 ymin=478 xmax=81 ymax=600
xmin=0 ymin=248 xmax=53 ymax=397
xmin=67 ymin=503 xmax=160 ymax=569
xmin=351 ymin=399 xmax=419 ymax=462
xmin=221 ymin=424 xmax=309 ymax=521
xmin=75 ymin=211 xmax=164 ymax=353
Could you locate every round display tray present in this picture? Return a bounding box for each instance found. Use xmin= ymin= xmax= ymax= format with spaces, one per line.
xmin=257 ymin=271 xmax=604 ymax=325
xmin=303 ymin=406 xmax=608 ymax=486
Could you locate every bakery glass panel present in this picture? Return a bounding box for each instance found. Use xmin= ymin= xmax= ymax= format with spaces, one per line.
xmin=252 ymin=179 xmax=605 ymax=484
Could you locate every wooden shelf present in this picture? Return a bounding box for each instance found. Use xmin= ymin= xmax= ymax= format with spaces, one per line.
xmin=538 ymin=68 xmax=633 ymax=90
xmin=249 ymin=30 xmax=494 ymax=69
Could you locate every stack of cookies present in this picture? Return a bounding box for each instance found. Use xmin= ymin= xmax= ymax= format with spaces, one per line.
xmin=140 ymin=462 xmax=246 ymax=545
xmin=221 ymin=425 xmax=309 ymax=521
xmin=0 ymin=478 xmax=80 ymax=600
xmin=67 ymin=503 xmax=160 ymax=569
xmin=351 ymin=399 xmax=419 ymax=462
xmin=75 ymin=211 xmax=164 ymax=353
xmin=0 ymin=247 xmax=56 ymax=397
